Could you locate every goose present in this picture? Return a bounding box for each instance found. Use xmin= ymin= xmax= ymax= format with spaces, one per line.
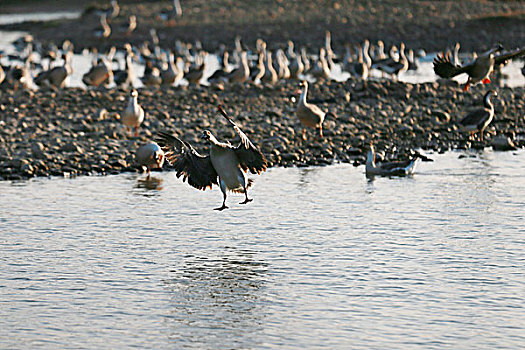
xmin=34 ymin=50 xmax=72 ymax=88
xmin=185 ymin=62 xmax=205 ymax=85
xmin=141 ymin=59 xmax=162 ymax=86
xmin=207 ymin=51 xmax=232 ymax=83
xmin=301 ymin=47 xmax=311 ymax=72
xmin=122 ymin=89 xmax=145 ymax=137
xmin=348 ymin=45 xmax=369 ymax=80
xmin=434 ymin=44 xmax=524 ymax=91
xmin=376 ymin=42 xmax=408 ymax=80
xmin=310 ymin=48 xmax=331 ymax=80
xmin=82 ymin=56 xmax=113 ymax=87
xmin=160 ymin=51 xmax=180 ymax=86
xmin=289 ymin=53 xmax=304 ymax=79
xmin=94 ymin=13 xmax=111 ymax=39
xmin=136 ymin=142 xmax=165 ymax=178
xmin=458 ymin=90 xmax=497 ymax=141
xmin=276 ymin=49 xmax=291 ymax=79
xmin=249 ymin=52 xmax=265 ymax=83
xmin=226 ymin=51 xmax=250 ymax=83
xmin=114 ymin=52 xmax=135 ymax=88
xmin=365 ymin=144 xmax=419 ymax=177
xmin=296 ymin=81 xmax=335 ymax=139
xmin=261 ymin=51 xmax=278 ymax=84
xmin=156 ymin=105 xmax=267 ymax=211
xmin=124 ymin=15 xmax=137 ymax=36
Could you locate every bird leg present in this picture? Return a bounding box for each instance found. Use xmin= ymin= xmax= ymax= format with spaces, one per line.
xmin=463 ymin=81 xmax=470 ymax=91
xmin=134 ymin=126 xmax=139 ymax=137
xmin=302 ymin=128 xmax=307 ymax=141
xmin=479 ymin=131 xmax=484 ymax=142
xmin=214 ymin=192 xmax=229 ymax=211
xmin=127 ymin=127 xmax=132 ymax=137
xmin=319 ymin=125 xmax=324 ymax=138
xmin=482 ymin=78 xmax=491 ymax=84
xmin=239 ymin=187 xmax=253 ymax=205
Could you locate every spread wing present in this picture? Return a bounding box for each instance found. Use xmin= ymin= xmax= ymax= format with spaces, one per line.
xmin=433 ymin=52 xmax=472 ymax=78
xmin=156 ymin=131 xmax=218 ymax=190
xmin=218 ymin=105 xmax=267 ymax=175
xmin=494 ymin=48 xmax=525 ymax=66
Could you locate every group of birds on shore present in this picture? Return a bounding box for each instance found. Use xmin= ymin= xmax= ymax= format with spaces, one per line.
xmin=127 ymin=42 xmax=520 ymax=210
xmin=1 ymin=1 xmax=524 ymax=210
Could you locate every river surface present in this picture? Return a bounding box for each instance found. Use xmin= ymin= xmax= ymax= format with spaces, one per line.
xmin=1 ymin=150 xmax=524 ymax=349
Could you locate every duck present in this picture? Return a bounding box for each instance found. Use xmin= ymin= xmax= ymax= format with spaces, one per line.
xmin=458 ymin=90 xmax=497 ymax=141
xmin=156 ymin=104 xmax=267 ymax=211
xmin=136 ymin=142 xmax=165 ymax=178
xmin=365 ymin=144 xmax=419 ymax=177
xmin=296 ymin=81 xmax=335 ymax=139
xmin=122 ymin=89 xmax=145 ymax=137
xmin=434 ymin=44 xmax=525 ymax=91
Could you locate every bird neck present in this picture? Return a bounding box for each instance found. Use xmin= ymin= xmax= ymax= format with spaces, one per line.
xmin=300 ymin=84 xmax=308 ymax=104
xmin=484 ymin=93 xmax=494 ymax=110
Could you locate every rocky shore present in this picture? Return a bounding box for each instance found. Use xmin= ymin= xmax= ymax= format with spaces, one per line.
xmin=1 ymin=79 xmax=523 ymax=181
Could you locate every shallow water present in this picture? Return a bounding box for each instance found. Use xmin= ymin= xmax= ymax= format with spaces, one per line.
xmin=1 ymin=151 xmax=524 ymax=349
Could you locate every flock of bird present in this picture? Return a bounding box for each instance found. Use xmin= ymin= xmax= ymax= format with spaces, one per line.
xmin=1 ymin=0 xmax=524 ymax=210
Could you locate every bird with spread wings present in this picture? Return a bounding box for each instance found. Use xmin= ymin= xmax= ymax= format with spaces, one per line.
xmin=156 ymin=105 xmax=267 ymax=210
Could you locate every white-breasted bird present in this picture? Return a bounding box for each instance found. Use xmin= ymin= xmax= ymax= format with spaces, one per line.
xmin=122 ymin=89 xmax=145 ymax=137
xmin=156 ymin=105 xmax=267 ymax=211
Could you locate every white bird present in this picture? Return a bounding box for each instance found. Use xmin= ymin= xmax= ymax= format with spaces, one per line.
xmin=156 ymin=105 xmax=267 ymax=211
xmin=122 ymin=89 xmax=145 ymax=137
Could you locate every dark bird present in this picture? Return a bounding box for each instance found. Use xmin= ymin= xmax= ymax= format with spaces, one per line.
xmin=433 ymin=44 xmax=525 ymax=91
xmin=156 ymin=105 xmax=267 ymax=210
xmin=458 ymin=90 xmax=497 ymax=141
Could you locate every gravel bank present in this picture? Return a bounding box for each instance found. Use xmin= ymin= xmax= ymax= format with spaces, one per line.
xmin=1 ymin=79 xmax=523 ymax=181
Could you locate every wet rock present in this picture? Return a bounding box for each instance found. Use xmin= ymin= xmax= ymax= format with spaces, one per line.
xmin=491 ymin=135 xmax=517 ymax=151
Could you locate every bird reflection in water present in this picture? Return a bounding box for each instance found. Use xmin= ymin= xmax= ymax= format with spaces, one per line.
xmin=162 ymin=248 xmax=269 ymax=348
xmin=135 ymin=175 xmax=164 ymax=192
